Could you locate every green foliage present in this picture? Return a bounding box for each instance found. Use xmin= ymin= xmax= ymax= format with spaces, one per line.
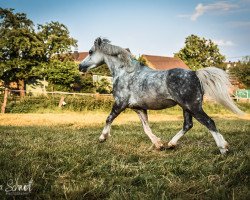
xmin=137 ymin=55 xmax=147 ymax=65
xmin=91 ymin=64 xmax=111 ymax=76
xmin=0 ymin=8 xmax=44 ymax=85
xmin=4 ymin=92 xmax=249 ymax=114
xmin=86 ymin=64 xmax=113 ymax=94
xmin=0 ymin=8 xmax=79 ymax=92
xmin=77 ymin=74 xmax=96 ymax=93
xmin=37 ymin=21 xmax=77 ymax=60
xmin=6 ymin=95 xmax=53 ymax=113
xmin=230 ymin=56 xmax=250 ymax=88
xmin=216 ymin=62 xmax=227 ymax=70
xmin=95 ymin=78 xmax=112 ymax=94
xmin=175 ymin=34 xmax=225 ymax=70
xmin=5 ymin=95 xmax=114 ymax=113
xmin=45 ymin=60 xmax=80 ymax=90
xmin=34 ymin=21 xmax=78 ymax=91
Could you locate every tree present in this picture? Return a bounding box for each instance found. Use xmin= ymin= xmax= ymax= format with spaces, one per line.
xmin=175 ymin=34 xmax=225 ymax=70
xmin=44 ymin=60 xmax=80 ymax=91
xmin=95 ymin=78 xmax=112 ymax=94
xmin=0 ymin=8 xmax=78 ymax=95
xmin=35 ymin=21 xmax=78 ymax=91
xmin=230 ymin=56 xmax=250 ymax=88
xmin=137 ymin=55 xmax=147 ymax=65
xmin=0 ymin=8 xmax=44 ymax=96
xmin=91 ymin=64 xmax=111 ymax=76
xmin=37 ymin=21 xmax=77 ymax=61
xmin=77 ymin=74 xmax=95 ymax=93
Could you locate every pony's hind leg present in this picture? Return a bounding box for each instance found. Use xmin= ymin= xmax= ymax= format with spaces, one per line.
xmin=168 ymin=110 xmax=193 ymax=148
xmin=191 ymin=108 xmax=229 ymax=154
xmin=134 ymin=109 xmax=165 ymax=150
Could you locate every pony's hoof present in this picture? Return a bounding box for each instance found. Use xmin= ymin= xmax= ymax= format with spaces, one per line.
xmin=99 ymin=133 xmax=111 ymax=142
xmin=99 ymin=138 xmax=106 ymax=143
xmin=219 ymin=142 xmax=229 ymax=154
xmin=99 ymin=135 xmax=107 ymax=143
xmin=219 ymin=148 xmax=228 ymax=155
xmin=156 ymin=146 xmax=166 ymax=151
xmin=167 ymin=142 xmax=176 ymax=149
xmin=155 ymin=141 xmax=167 ymax=151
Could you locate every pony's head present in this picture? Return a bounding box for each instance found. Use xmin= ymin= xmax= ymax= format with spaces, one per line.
xmin=79 ymin=37 xmax=107 ymax=72
xmin=79 ymin=37 xmax=133 ymax=72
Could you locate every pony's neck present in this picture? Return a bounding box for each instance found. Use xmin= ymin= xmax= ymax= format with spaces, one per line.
xmin=104 ymin=55 xmax=151 ymax=77
xmin=104 ymin=56 xmax=128 ymax=77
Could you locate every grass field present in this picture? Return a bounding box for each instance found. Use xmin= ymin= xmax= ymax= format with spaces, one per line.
xmin=0 ymin=110 xmax=249 ymax=199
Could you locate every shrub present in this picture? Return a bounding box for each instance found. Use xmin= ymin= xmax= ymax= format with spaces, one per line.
xmin=5 ymin=94 xmax=114 ymax=113
xmin=95 ymin=79 xmax=112 ymax=94
xmin=2 ymin=92 xmax=249 ymax=114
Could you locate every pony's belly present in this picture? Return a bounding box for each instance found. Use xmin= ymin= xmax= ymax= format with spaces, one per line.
xmin=143 ymin=99 xmax=177 ymax=110
xmin=129 ymin=96 xmax=177 ymax=110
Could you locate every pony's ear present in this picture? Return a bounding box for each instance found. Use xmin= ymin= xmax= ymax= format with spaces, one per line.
xmin=94 ymin=37 xmax=102 ymax=48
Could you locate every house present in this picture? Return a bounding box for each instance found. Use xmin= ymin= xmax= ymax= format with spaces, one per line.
xmin=92 ymin=75 xmax=112 ymax=84
xmin=141 ymin=54 xmax=189 ymax=70
xmin=73 ymin=51 xmax=88 ymax=63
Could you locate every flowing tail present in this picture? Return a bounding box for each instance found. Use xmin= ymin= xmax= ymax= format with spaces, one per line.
xmin=196 ymin=67 xmax=244 ymax=116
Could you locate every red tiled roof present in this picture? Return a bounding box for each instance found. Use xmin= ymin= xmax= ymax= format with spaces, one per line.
xmin=73 ymin=52 xmax=88 ymax=62
xmin=142 ymin=54 xmax=189 ymax=70
xmin=78 ymin=52 xmax=88 ymax=62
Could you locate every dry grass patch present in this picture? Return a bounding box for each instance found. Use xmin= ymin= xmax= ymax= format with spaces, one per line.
xmin=0 ymin=112 xmax=249 ymax=128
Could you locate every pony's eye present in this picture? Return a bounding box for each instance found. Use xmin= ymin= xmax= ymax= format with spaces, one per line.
xmin=89 ymin=50 xmax=93 ymax=55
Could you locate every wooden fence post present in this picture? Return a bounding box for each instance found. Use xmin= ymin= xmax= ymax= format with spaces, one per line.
xmin=58 ymin=96 xmax=65 ymax=108
xmin=1 ymin=88 xmax=9 ymax=114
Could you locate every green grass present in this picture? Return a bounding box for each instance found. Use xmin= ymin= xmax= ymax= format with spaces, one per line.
xmin=0 ymin=115 xmax=249 ymax=199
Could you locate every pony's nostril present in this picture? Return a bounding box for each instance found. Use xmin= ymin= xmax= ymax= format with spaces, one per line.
xmin=79 ymin=64 xmax=88 ymax=72
xmin=79 ymin=64 xmax=86 ymax=72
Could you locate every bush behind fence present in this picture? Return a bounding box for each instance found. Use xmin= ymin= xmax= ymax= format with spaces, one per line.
xmin=3 ymin=94 xmax=114 ymax=113
xmin=1 ymin=92 xmax=249 ymax=114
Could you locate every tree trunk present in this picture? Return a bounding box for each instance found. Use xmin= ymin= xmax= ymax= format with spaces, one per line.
xmin=18 ymin=79 xmax=25 ymax=97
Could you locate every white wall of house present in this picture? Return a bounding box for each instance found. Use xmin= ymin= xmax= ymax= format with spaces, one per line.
xmin=92 ymin=75 xmax=113 ymax=85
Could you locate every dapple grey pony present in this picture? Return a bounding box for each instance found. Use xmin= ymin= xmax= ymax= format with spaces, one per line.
xmin=79 ymin=37 xmax=243 ymax=154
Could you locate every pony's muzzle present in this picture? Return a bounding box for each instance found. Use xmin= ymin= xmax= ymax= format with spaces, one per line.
xmin=79 ymin=63 xmax=88 ymax=72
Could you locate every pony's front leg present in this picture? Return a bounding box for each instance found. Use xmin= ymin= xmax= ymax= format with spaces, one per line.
xmin=99 ymin=103 xmax=126 ymax=142
xmin=134 ymin=109 xmax=165 ymax=150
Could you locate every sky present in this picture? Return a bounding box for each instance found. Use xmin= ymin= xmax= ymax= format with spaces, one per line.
xmin=0 ymin=0 xmax=250 ymax=61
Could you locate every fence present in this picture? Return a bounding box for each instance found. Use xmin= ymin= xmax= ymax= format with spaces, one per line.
xmin=4 ymin=89 xmax=112 ymax=97
xmin=0 ymin=89 xmax=112 ymax=113
xmin=1 ymin=88 xmax=249 ymax=114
